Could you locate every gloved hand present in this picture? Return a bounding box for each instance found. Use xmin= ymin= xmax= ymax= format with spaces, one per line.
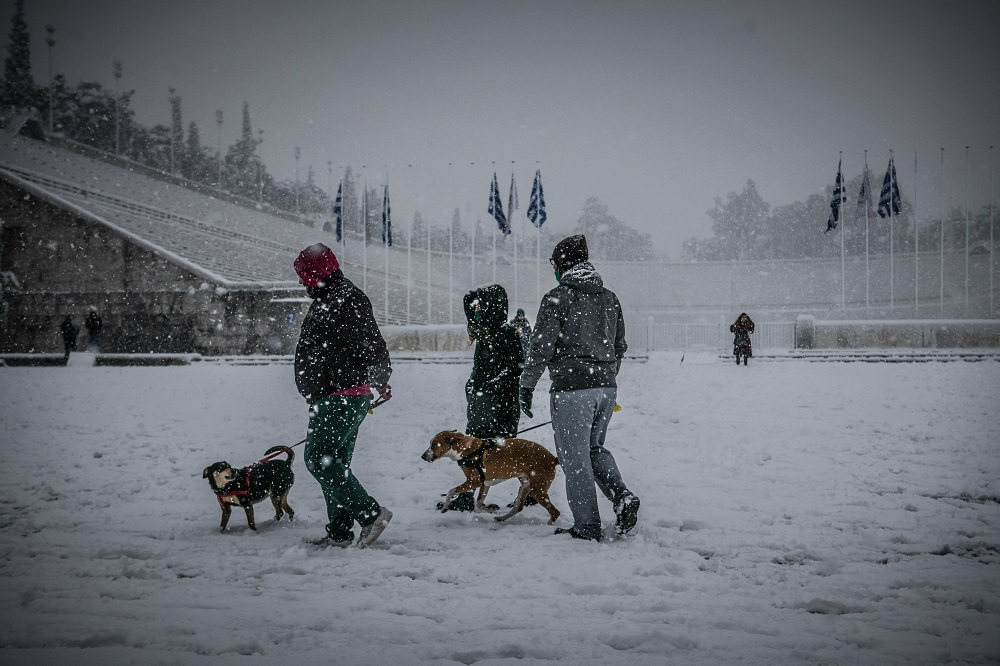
xmin=518 ymin=386 xmax=533 ymax=418
xmin=377 ymin=384 xmax=392 ymax=401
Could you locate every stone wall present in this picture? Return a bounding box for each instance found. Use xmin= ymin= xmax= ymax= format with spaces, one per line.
xmin=0 ymin=180 xmax=303 ymax=355
xmin=795 ymin=316 xmax=1000 ymax=349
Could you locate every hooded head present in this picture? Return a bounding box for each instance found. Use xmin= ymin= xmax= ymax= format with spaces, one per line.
xmin=294 ymin=243 xmax=340 ymax=288
xmin=463 ymin=284 xmax=509 ymax=339
xmin=550 ymin=235 xmax=589 ymax=273
xmin=515 ymin=308 xmax=525 ymax=319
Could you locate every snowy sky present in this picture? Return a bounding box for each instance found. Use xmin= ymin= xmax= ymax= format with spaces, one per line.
xmin=5 ymin=0 xmax=999 ymax=258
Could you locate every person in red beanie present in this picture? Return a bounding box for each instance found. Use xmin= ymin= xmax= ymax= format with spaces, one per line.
xmin=293 ymin=243 xmax=393 ymax=548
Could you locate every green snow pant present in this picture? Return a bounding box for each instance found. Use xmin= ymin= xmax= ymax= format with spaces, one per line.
xmin=304 ymin=395 xmax=381 ymax=540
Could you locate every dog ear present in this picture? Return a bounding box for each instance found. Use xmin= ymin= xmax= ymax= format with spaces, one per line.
xmin=202 ymin=466 xmax=211 ymax=478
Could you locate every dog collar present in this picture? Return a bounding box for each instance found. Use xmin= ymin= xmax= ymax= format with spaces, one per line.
xmin=214 ymin=467 xmax=252 ymax=504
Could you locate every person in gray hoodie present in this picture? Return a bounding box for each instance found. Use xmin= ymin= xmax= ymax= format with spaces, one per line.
xmin=518 ymin=235 xmax=640 ymax=541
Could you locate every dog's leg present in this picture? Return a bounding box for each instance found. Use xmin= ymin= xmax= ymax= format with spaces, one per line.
xmin=495 ymin=478 xmax=530 ymax=522
xmin=270 ymin=493 xmax=284 ymax=521
xmin=281 ymin=492 xmax=294 ymax=522
xmin=441 ymin=480 xmax=481 ymax=513
xmin=475 ymin=485 xmax=500 ymax=512
xmin=244 ymin=504 xmax=257 ymax=531
xmin=531 ymin=488 xmax=562 ymax=524
xmin=219 ymin=504 xmax=232 ymax=532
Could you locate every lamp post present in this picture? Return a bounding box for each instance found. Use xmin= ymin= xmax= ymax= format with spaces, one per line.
xmin=45 ymin=25 xmax=54 ymax=134
xmin=294 ymin=146 xmax=300 ymax=215
xmin=113 ymin=59 xmax=122 ymax=154
xmin=215 ymin=109 xmax=223 ymax=187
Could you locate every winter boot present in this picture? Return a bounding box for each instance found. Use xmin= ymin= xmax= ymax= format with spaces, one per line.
xmin=358 ymin=507 xmax=392 ymax=549
xmin=614 ymin=492 xmax=640 ymax=534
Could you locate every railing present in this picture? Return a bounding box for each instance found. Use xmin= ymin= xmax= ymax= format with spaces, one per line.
xmin=635 ymin=320 xmax=795 ymax=351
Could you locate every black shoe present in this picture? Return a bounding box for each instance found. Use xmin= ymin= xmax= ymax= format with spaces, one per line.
xmin=309 ymin=532 xmax=354 ymax=548
xmin=614 ymin=492 xmax=640 ymax=534
xmin=554 ymin=527 xmax=601 ymax=541
xmin=437 ymin=492 xmax=475 ymax=512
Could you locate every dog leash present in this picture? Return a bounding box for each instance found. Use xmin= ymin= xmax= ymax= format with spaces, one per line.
xmin=515 ymin=404 xmax=621 ymax=436
xmin=258 ymin=393 xmax=392 ymax=464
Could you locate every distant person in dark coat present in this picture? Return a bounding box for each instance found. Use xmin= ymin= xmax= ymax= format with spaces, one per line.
xmin=511 ymin=308 xmax=531 ymax=359
xmin=60 ymin=315 xmax=78 ymax=364
xmin=85 ymin=308 xmax=102 ymax=351
xmin=730 ymin=312 xmax=755 ymax=366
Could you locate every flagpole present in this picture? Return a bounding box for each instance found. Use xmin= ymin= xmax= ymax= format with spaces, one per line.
xmin=839 ymin=152 xmax=846 ymax=313
xmin=965 ymin=145 xmax=970 ymax=316
xmin=362 ymin=168 xmax=368 ymax=295
xmin=383 ymin=180 xmax=389 ymax=324
xmin=890 ymin=150 xmax=895 ymax=314
xmin=865 ymin=150 xmax=870 ymax=317
xmin=991 ymin=145 xmax=995 ymax=316
xmin=426 ymin=208 xmax=431 ymax=324
xmin=914 ymin=151 xmax=919 ymax=317
xmin=449 ymin=209 xmax=454 ymax=325
xmin=510 ymin=169 xmax=518 ymax=312
xmin=406 ymin=211 xmax=412 ymax=324
xmin=940 ymin=148 xmax=945 ymax=315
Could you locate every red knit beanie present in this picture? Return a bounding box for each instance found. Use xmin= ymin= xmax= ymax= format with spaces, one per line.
xmin=294 ymin=243 xmax=340 ymax=287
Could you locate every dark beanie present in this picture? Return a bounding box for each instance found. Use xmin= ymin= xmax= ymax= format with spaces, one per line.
xmin=551 ymin=235 xmax=588 ymax=272
xmin=294 ymin=243 xmax=340 ymax=287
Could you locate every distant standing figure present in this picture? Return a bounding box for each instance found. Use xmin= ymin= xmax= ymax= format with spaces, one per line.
xmin=85 ymin=308 xmax=102 ymax=351
xmin=730 ymin=312 xmax=755 ymax=366
xmin=511 ymin=308 xmax=531 ymax=359
xmin=60 ymin=315 xmax=78 ymax=364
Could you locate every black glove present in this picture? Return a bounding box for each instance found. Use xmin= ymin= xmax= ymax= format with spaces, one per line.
xmin=376 ymin=384 xmax=392 ymax=401
xmin=518 ymin=386 xmax=533 ymax=419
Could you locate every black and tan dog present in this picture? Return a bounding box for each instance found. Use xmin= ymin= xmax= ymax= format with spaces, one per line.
xmin=421 ymin=430 xmax=560 ymax=524
xmin=202 ymin=445 xmax=295 ymax=532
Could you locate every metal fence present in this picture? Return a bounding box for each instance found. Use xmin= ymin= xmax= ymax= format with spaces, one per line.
xmin=632 ymin=320 xmax=795 ymax=352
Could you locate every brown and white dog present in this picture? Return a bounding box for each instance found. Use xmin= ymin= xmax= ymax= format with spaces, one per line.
xmin=202 ymin=445 xmax=295 ymax=532
xmin=421 ymin=430 xmax=560 ymax=524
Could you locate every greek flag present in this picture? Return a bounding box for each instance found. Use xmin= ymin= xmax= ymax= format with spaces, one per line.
xmin=489 ymin=172 xmax=509 ymax=234
xmin=527 ymin=169 xmax=546 ymax=228
xmin=507 ymin=173 xmax=519 ymax=226
xmin=856 ymin=166 xmax=872 ymax=216
xmin=877 ymin=156 xmax=901 ymax=218
xmin=333 ymin=181 xmax=343 ymax=243
xmin=382 ymin=184 xmax=392 ymax=246
xmin=825 ymin=159 xmax=846 ymax=234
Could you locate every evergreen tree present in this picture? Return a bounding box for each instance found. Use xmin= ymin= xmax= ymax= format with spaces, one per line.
xmin=450 ymin=208 xmax=470 ymax=253
xmin=575 ymin=197 xmax=654 ymax=261
xmin=168 ymin=87 xmax=183 ymax=174
xmin=1 ymin=0 xmax=34 ymax=108
xmin=411 ymin=211 xmax=426 ymax=248
xmin=224 ymin=101 xmax=262 ymax=198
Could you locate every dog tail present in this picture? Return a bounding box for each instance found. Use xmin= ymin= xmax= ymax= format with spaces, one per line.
xmin=263 ymin=445 xmax=294 ymax=466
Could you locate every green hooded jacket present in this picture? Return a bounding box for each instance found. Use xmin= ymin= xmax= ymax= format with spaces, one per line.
xmin=463 ymin=284 xmax=523 ymax=439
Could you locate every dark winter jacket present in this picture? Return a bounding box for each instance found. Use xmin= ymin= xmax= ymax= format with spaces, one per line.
xmin=730 ymin=313 xmax=755 ymax=356
xmin=60 ymin=317 xmax=78 ymax=349
xmin=85 ymin=312 xmax=102 ymax=337
xmin=294 ymin=271 xmax=391 ymax=404
xmin=463 ymin=285 xmax=523 ymax=439
xmin=520 ymin=261 xmax=627 ymax=394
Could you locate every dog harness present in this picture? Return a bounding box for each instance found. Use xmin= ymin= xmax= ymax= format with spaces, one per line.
xmin=457 ymin=439 xmax=499 ymax=484
xmin=214 ymin=467 xmax=253 ymax=506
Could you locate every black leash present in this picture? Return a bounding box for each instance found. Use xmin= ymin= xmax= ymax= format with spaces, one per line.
xmin=517 ymin=420 xmax=552 ymax=435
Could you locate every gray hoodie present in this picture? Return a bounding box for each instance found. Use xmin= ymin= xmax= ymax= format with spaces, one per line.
xmin=520 ymin=261 xmax=627 ymax=393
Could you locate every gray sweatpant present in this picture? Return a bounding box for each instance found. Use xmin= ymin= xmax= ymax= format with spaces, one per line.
xmin=550 ymin=387 xmax=628 ymax=540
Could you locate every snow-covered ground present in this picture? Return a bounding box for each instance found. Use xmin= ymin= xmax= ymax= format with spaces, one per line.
xmin=1 ymin=353 xmax=998 ymax=665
